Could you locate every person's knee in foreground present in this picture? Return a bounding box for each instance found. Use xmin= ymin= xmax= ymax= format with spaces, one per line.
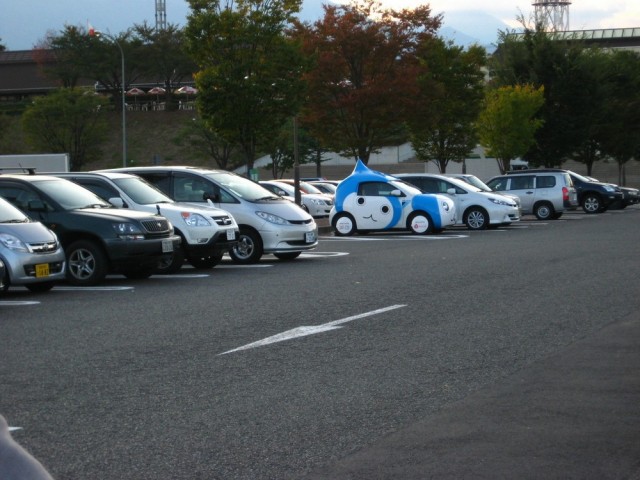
xmin=0 ymin=414 xmax=54 ymax=479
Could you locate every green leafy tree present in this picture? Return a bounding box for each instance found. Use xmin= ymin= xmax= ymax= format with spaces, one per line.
xmin=0 ymin=39 xmax=7 ymax=52
xmin=21 ymin=88 xmax=109 ymax=170
xmin=185 ymin=0 xmax=307 ymax=173
xmin=598 ymin=49 xmax=640 ymax=184
xmin=175 ymin=117 xmax=243 ymax=170
xmin=294 ymin=0 xmax=441 ymax=164
xmin=477 ymin=84 xmax=545 ymax=173
xmin=263 ymin=118 xmax=320 ymax=178
xmin=408 ymin=37 xmax=486 ymax=173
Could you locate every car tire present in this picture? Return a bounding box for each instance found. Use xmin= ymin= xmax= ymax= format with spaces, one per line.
xmin=407 ymin=211 xmax=433 ymax=235
xmin=534 ymin=202 xmax=554 ymax=220
xmin=464 ymin=207 xmax=489 ymax=230
xmin=155 ymin=244 xmax=185 ymax=274
xmin=0 ymin=268 xmax=9 ymax=292
xmin=229 ymin=228 xmax=263 ymax=264
xmin=66 ymin=240 xmax=108 ymax=286
xmin=25 ymin=281 xmax=56 ymax=293
xmin=582 ymin=194 xmax=603 ymax=214
xmin=189 ymin=253 xmax=224 ymax=269
xmin=332 ymin=212 xmax=357 ymax=236
xmin=273 ymin=252 xmax=301 ymax=261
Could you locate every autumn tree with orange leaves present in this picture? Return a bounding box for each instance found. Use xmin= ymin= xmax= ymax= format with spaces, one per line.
xmin=293 ymin=0 xmax=441 ymax=164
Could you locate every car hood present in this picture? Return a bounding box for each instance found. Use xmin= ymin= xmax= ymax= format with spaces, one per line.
xmin=256 ymin=201 xmax=314 ymax=221
xmin=0 ymin=221 xmax=57 ymax=243
xmin=75 ymin=208 xmax=163 ymax=222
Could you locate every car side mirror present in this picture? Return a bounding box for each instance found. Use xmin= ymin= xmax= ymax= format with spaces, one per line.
xmin=203 ymin=192 xmax=219 ymax=203
xmin=108 ymin=197 xmax=125 ymax=208
xmin=446 ymin=188 xmax=456 ymax=195
xmin=27 ymin=200 xmax=47 ymax=212
xmin=390 ymin=189 xmax=403 ymax=197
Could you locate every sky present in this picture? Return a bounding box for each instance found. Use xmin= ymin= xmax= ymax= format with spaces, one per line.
xmin=1 ymin=0 xmax=639 ymax=51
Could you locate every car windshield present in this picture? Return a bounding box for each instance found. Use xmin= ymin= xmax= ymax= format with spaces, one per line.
xmin=112 ymin=177 xmax=173 ymax=205
xmin=299 ymin=181 xmax=324 ymax=194
xmin=205 ymin=172 xmax=280 ymax=202
xmin=390 ymin=180 xmax=423 ymax=196
xmin=569 ymin=171 xmax=593 ymax=183
xmin=458 ymin=175 xmax=492 ymax=192
xmin=35 ymin=179 xmax=112 ymax=210
xmin=445 ymin=176 xmax=482 ymax=193
xmin=0 ymin=197 xmax=29 ymax=223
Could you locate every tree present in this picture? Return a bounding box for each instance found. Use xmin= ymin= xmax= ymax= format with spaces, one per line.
xmin=174 ymin=117 xmax=243 ymax=170
xmin=408 ymin=37 xmax=486 ymax=173
xmin=21 ymin=88 xmax=109 ymax=170
xmin=185 ymin=0 xmax=307 ymax=174
xmin=294 ymin=0 xmax=441 ymax=164
xmin=477 ymin=84 xmax=544 ymax=173
xmin=0 ymin=39 xmax=6 ymax=52
xmin=262 ymin=118 xmax=320 ymax=178
xmin=598 ymin=49 xmax=640 ymax=184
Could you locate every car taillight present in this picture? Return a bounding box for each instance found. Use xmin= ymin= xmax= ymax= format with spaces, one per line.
xmin=562 ymin=186 xmax=569 ymax=201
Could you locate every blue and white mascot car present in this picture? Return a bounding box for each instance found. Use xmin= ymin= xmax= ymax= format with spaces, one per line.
xmin=330 ymin=161 xmax=456 ymax=236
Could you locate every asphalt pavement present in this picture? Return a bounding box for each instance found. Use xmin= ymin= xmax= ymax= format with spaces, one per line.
xmin=303 ymin=310 xmax=640 ymax=479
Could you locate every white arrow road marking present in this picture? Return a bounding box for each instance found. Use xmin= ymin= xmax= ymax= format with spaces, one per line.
xmin=0 ymin=301 xmax=40 ymax=306
xmin=299 ymin=252 xmax=349 ymax=258
xmin=9 ymin=427 xmax=22 ymax=432
xmin=220 ymin=304 xmax=407 ymax=355
xmin=151 ymin=274 xmax=210 ymax=278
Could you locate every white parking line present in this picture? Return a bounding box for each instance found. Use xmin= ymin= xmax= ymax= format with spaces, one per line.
xmin=53 ymin=286 xmax=135 ymax=291
xmin=220 ymin=304 xmax=407 ymax=355
xmin=9 ymin=426 xmax=22 ymax=432
xmin=0 ymin=301 xmax=40 ymax=306
xmin=320 ymin=234 xmax=468 ymax=241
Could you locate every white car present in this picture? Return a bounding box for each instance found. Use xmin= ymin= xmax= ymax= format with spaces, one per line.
xmin=104 ymin=166 xmax=318 ymax=264
xmin=260 ymin=180 xmax=333 ymax=218
xmin=330 ymin=161 xmax=456 ymax=235
xmin=445 ymin=173 xmax=522 ymax=212
xmin=55 ymin=171 xmax=239 ymax=273
xmin=395 ymin=173 xmax=520 ymax=230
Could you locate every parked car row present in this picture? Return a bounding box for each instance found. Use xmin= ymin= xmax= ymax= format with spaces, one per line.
xmin=0 ymin=167 xmax=319 ymax=292
xmin=328 ymin=162 xmax=637 ymax=236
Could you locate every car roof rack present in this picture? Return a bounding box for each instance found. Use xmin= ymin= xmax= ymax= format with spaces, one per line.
xmin=506 ymin=168 xmax=567 ymax=174
xmin=0 ymin=167 xmax=37 ymax=175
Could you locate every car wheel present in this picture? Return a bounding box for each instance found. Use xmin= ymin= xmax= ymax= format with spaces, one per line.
xmin=66 ymin=240 xmax=108 ymax=286
xmin=464 ymin=207 xmax=489 ymax=230
xmin=0 ymin=268 xmax=9 ymax=292
xmin=155 ymin=244 xmax=185 ymax=274
xmin=189 ymin=253 xmax=224 ymax=269
xmin=407 ymin=211 xmax=433 ymax=235
xmin=273 ymin=252 xmax=301 ymax=261
xmin=229 ymin=228 xmax=263 ymax=264
xmin=332 ymin=212 xmax=357 ymax=236
xmin=534 ymin=202 xmax=554 ymax=220
xmin=25 ymin=281 xmax=56 ymax=293
xmin=582 ymin=194 xmax=602 ymax=214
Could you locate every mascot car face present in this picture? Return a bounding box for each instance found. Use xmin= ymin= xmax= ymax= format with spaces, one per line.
xmin=330 ymin=161 xmax=456 ymax=235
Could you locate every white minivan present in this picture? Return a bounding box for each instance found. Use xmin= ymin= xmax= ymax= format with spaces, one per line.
xmin=105 ymin=166 xmax=318 ymax=264
xmin=54 ymin=171 xmax=240 ymax=273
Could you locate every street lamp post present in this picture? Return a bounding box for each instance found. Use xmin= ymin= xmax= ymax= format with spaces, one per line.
xmin=93 ymin=31 xmax=127 ymax=167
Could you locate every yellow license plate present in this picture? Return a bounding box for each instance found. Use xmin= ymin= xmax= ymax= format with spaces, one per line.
xmin=35 ymin=263 xmax=50 ymax=278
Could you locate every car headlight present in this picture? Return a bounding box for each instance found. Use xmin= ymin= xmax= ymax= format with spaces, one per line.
xmin=0 ymin=233 xmax=29 ymax=252
xmin=309 ymin=198 xmax=328 ymax=205
xmin=113 ymin=222 xmax=145 ymax=240
xmin=603 ymin=185 xmax=616 ymax=192
xmin=181 ymin=212 xmax=212 ymax=227
xmin=256 ymin=211 xmax=288 ymax=225
xmin=489 ymin=198 xmax=516 ymax=207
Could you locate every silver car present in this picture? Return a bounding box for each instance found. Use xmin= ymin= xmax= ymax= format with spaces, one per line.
xmin=0 ymin=196 xmax=66 ymax=292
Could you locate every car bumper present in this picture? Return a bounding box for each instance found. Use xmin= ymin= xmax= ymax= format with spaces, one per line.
xmin=0 ymin=248 xmax=66 ymax=286
xmin=105 ymin=235 xmax=182 ymax=271
xmin=183 ymin=228 xmax=240 ymax=256
xmin=489 ymin=206 xmax=520 ymax=225
xmin=260 ymin=223 xmax=318 ymax=254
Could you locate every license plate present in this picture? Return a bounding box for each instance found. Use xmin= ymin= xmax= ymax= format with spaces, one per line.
xmin=305 ymin=231 xmax=316 ymax=243
xmin=35 ymin=263 xmax=50 ymax=278
xmin=227 ymin=229 xmax=236 ymax=241
xmin=162 ymin=239 xmax=174 ymax=253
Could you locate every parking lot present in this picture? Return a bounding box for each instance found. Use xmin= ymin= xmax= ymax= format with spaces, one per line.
xmin=2 ymin=207 xmax=640 ymax=479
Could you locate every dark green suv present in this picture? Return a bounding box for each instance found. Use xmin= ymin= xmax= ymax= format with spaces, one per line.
xmin=0 ymin=174 xmax=180 ymax=285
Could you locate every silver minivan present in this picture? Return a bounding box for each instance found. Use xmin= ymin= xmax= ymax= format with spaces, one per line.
xmin=486 ymin=171 xmax=578 ymax=220
xmin=105 ymin=166 xmax=318 ymax=264
xmin=0 ymin=196 xmax=66 ymax=292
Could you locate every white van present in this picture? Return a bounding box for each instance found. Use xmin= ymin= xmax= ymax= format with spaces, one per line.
xmin=54 ymin=171 xmax=239 ymax=273
xmin=105 ymin=166 xmax=318 ymax=264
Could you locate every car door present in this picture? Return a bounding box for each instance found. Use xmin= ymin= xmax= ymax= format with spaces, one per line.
xmin=507 ymin=175 xmax=536 ymax=214
xmin=353 ymin=181 xmax=401 ymax=230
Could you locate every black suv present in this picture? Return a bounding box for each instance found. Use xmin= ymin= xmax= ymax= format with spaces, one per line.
xmin=0 ymin=174 xmax=180 ymax=285
xmin=507 ymin=169 xmax=623 ymax=214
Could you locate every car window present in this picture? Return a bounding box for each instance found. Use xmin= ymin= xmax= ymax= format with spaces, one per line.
xmin=0 ymin=183 xmax=53 ymax=212
xmin=486 ymin=178 xmax=506 ymax=191
xmin=358 ymin=182 xmax=397 ymax=196
xmin=136 ymin=173 xmax=172 ymax=196
xmin=536 ymin=176 xmax=556 ymax=188
xmin=75 ymin=179 xmax=119 ymax=201
xmin=112 ymin=177 xmax=173 ymax=204
xmin=0 ymin=196 xmax=29 ymax=222
xmin=509 ymin=176 xmax=535 ymax=190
